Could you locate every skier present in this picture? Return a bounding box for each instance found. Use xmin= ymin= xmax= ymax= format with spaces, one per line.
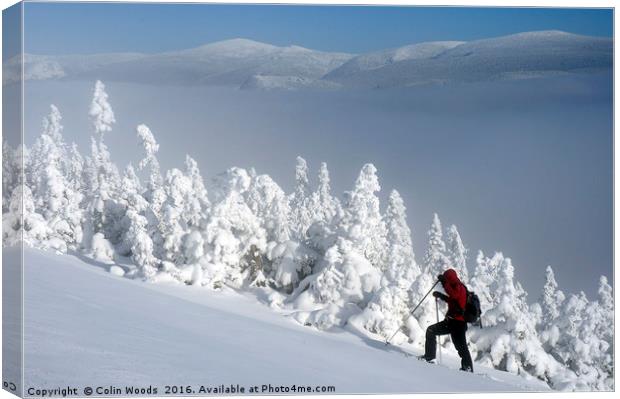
xmin=419 ymin=268 xmax=474 ymax=372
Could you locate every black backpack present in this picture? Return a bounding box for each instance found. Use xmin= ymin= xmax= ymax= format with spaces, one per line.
xmin=463 ymin=286 xmax=482 ymax=325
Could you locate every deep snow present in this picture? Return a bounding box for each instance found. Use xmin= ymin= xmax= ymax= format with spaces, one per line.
xmin=9 ymin=247 xmax=549 ymax=394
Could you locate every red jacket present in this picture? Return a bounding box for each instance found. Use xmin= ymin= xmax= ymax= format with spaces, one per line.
xmin=441 ymin=269 xmax=467 ymax=322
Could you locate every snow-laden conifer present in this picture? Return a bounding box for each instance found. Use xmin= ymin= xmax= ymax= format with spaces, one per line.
xmin=309 ymin=162 xmax=341 ymax=226
xmin=2 ymin=185 xmax=52 ymax=249
xmin=536 ymin=266 xmax=566 ymax=351
xmin=2 ymin=141 xmax=22 ymax=213
xmin=296 ymin=237 xmax=381 ymax=329
xmin=422 ymin=213 xmax=448 ymax=276
xmin=27 ymin=105 xmax=83 ymax=249
xmin=468 ymin=255 xmax=569 ymax=387
xmin=246 ymin=173 xmax=291 ymax=244
xmin=184 ymin=155 xmax=210 ymax=228
xmin=354 ymin=190 xmax=419 ymax=339
xmin=89 ymin=80 xmax=116 ymax=136
xmin=82 ymin=81 xmax=120 ymax=254
xmin=136 ymin=124 xmax=166 ymax=260
xmin=446 ymin=224 xmax=469 ymax=283
xmin=289 ymin=156 xmax=313 ymax=239
xmin=338 ymin=163 xmax=387 ymax=269
xmin=203 ymin=187 xmax=267 ymax=289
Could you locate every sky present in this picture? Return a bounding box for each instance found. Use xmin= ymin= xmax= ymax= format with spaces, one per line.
xmin=20 ymin=2 xmax=614 ymax=55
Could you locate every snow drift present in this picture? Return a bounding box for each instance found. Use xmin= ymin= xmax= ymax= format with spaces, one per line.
xmin=13 ymin=247 xmax=551 ymax=393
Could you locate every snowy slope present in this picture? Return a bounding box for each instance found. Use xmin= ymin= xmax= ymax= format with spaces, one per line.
xmin=12 ymin=247 xmax=549 ymax=393
xmin=324 ymin=41 xmax=464 ymax=79
xmin=323 ymin=31 xmax=612 ymax=88
xmin=4 ymin=31 xmax=611 ymax=89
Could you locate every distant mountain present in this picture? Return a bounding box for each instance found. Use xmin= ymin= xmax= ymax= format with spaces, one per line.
xmin=324 ymin=31 xmax=612 ymax=88
xmin=324 ymin=41 xmax=464 ymax=80
xmin=3 ymin=31 xmax=612 ymax=89
xmin=4 ymin=38 xmax=353 ymax=87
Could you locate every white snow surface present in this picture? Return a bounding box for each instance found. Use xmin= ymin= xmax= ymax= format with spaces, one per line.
xmin=14 ymin=247 xmax=549 ymax=393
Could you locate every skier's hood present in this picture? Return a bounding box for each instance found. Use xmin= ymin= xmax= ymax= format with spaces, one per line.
xmin=442 ymin=268 xmax=462 ymax=288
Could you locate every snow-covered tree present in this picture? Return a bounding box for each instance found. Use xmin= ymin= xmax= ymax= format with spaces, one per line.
xmin=66 ymin=143 xmax=85 ymax=194
xmin=2 ymin=141 xmax=23 ymax=214
xmin=121 ymin=164 xmax=142 ymax=197
xmin=354 ymin=190 xmax=420 ymax=339
xmin=160 ymin=168 xmax=193 ymax=265
xmin=296 ymin=237 xmax=381 ymax=329
xmin=136 ymin=124 xmax=166 ymax=259
xmin=309 ymin=162 xmax=341 ymax=226
xmin=289 ymin=156 xmax=313 ymax=239
xmin=245 ymin=172 xmax=316 ymax=292
xmin=158 ymin=157 xmax=210 ymax=268
xmin=115 ymin=164 xmax=144 ymax=256
xmin=597 ymin=276 xmax=613 ymax=317
xmin=183 ymin=155 xmax=210 ymax=228
xmin=596 ymin=277 xmax=614 ymax=371
xmin=2 ymin=141 xmax=15 ymax=213
xmin=211 ymin=166 xmax=252 ymax=203
xmin=267 ymin=240 xmax=317 ymax=293
xmin=540 ymin=266 xmax=565 ymax=322
xmin=125 ymin=209 xmax=159 ymax=279
xmin=82 ymin=81 xmax=120 ymax=253
xmin=422 ymin=213 xmax=449 ymax=277
xmin=383 ymin=190 xmax=420 ymax=285
xmin=549 ymin=278 xmax=614 ymax=390
xmin=89 ymin=80 xmax=116 ymax=137
xmin=88 ymin=80 xmax=120 ymax=200
xmin=203 ymin=188 xmax=267 ymax=289
xmin=468 ymin=255 xmax=567 ymax=386
xmin=80 ymin=154 xmax=100 ymax=251
xmin=137 ymin=124 xmax=163 ymax=192
xmin=27 ymin=105 xmax=83 ymax=250
xmin=592 ymin=276 xmax=614 ymax=389
xmin=246 ymin=173 xmax=291 ymax=244
xmin=28 ymin=105 xmax=66 ymax=205
xmin=2 ymin=185 xmax=53 ymax=250
xmin=469 ymin=250 xmax=502 ymax=312
xmin=88 ymin=139 xmax=120 ymax=202
xmin=578 ymin=291 xmax=614 ymax=390
xmin=445 ymin=224 xmax=469 ymax=283
xmin=174 ymin=156 xmax=211 ymax=270
xmin=553 ymin=292 xmax=588 ymax=365
xmin=338 ymin=163 xmax=387 ymax=269
xmin=536 ymin=266 xmax=566 ymax=351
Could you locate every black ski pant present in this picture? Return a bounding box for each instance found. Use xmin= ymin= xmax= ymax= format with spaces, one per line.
xmin=424 ymin=318 xmax=473 ymax=372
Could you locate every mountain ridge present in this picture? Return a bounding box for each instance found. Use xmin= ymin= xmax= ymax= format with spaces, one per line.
xmin=3 ymin=30 xmax=612 ymax=89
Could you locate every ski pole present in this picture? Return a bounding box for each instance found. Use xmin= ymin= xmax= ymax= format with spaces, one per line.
xmin=436 ymin=297 xmax=442 ymax=365
xmin=385 ymin=279 xmax=441 ymax=345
